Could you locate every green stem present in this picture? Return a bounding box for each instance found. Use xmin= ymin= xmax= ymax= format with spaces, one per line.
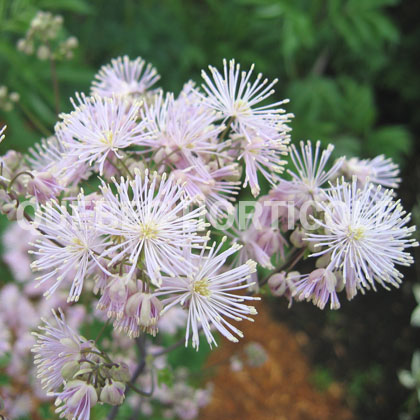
xmin=94 ymin=319 xmax=110 ymax=344
xmin=116 ymin=156 xmax=133 ymax=179
xmin=219 ymin=116 xmax=234 ymax=142
xmin=8 ymin=170 xmax=34 ymax=193
xmin=258 ymin=247 xmax=305 ymax=288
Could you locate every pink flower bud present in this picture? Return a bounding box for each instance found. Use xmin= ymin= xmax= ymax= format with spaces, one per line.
xmin=268 ymin=272 xmax=287 ymax=297
xmin=27 ymin=171 xmax=63 ymax=203
xmin=290 ymin=227 xmax=306 ymax=248
xmin=100 ymin=380 xmax=125 ymax=406
xmin=125 ymin=292 xmax=162 ymax=336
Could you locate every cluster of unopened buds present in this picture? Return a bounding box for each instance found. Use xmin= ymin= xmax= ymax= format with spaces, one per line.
xmin=17 ymin=11 xmax=78 ymax=61
xmin=0 ymin=53 xmax=418 ymax=420
xmin=0 ymin=86 xmax=19 ymax=112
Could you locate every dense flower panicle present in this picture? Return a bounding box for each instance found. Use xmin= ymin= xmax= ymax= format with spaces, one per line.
xmin=53 ymin=380 xmax=98 ymax=420
xmin=158 ymin=238 xmax=259 ymax=349
xmin=306 ymin=178 xmax=418 ymax=299
xmin=56 ymin=93 xmax=151 ymax=174
xmin=199 ymin=59 xmax=292 ymax=141
xmin=97 ymin=170 xmax=207 ymax=286
xmin=2 ymin=53 xmax=419 ymax=418
xmin=340 ymin=155 xmax=401 ymax=189
xmin=91 ymin=55 xmax=160 ymax=98
xmin=32 ymin=309 xmax=90 ymax=392
xmin=141 ymin=91 xmax=223 ymax=165
xmin=273 ymin=140 xmax=343 ymax=207
xmin=30 ymin=194 xmax=108 ymax=302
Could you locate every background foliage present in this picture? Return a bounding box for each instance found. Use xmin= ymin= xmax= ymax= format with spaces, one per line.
xmin=1 ymin=0 xmax=419 ymax=419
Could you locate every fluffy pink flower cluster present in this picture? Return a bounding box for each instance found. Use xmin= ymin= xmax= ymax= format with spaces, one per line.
xmin=0 ymin=55 xmax=417 ymax=420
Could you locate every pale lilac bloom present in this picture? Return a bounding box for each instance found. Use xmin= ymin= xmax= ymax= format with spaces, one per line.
xmin=151 ymin=369 xmax=213 ymax=419
xmin=99 ymin=276 xmax=160 ymax=338
xmin=172 ymin=158 xmax=240 ymax=222
xmin=293 ymin=268 xmax=340 ymax=310
xmin=226 ymin=203 xmax=286 ymax=273
xmin=26 ymin=170 xmax=65 ymax=203
xmin=32 ymin=309 xmax=90 ymax=392
xmin=30 ymin=194 xmax=109 ymax=302
xmin=1 ymin=392 xmax=35 ymax=420
xmin=228 ymin=214 xmax=273 ymax=270
xmin=268 ymin=271 xmax=301 ymax=307
xmin=53 ymin=380 xmax=98 ymax=420
xmin=0 ymin=284 xmax=38 ymax=332
xmin=98 ymin=170 xmax=206 ymax=286
xmin=27 ymin=136 xmax=64 ymax=171
xmin=235 ymin=130 xmax=289 ymax=196
xmin=306 ymin=178 xmax=418 ymax=298
xmin=199 ymin=58 xmax=292 ymax=140
xmin=141 ymin=91 xmax=222 ymax=165
xmin=158 ymin=238 xmax=259 ymax=349
xmin=126 ymin=289 xmax=163 ymax=336
xmin=274 ymin=140 xmax=343 ymax=208
xmin=56 ymin=93 xmax=150 ymax=174
xmin=3 ymin=222 xmax=38 ymax=283
xmin=97 ymin=276 xmax=130 ymax=320
xmin=91 ymin=55 xmax=160 ymax=97
xmin=341 ymin=155 xmax=401 ymax=188
xmin=27 ymin=135 xmax=91 ymax=187
xmin=100 ymin=380 xmax=125 ymax=406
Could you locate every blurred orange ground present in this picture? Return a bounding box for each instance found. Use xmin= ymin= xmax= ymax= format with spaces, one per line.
xmin=200 ymin=302 xmax=354 ymax=420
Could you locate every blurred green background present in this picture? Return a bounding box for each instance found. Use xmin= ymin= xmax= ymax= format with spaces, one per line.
xmin=1 ymin=0 xmax=419 ymax=163
xmin=1 ymin=0 xmax=420 ymax=419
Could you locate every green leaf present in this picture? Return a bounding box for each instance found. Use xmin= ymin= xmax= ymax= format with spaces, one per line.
xmin=366 ymin=126 xmax=412 ymax=163
xmin=38 ymin=0 xmax=93 ymax=14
